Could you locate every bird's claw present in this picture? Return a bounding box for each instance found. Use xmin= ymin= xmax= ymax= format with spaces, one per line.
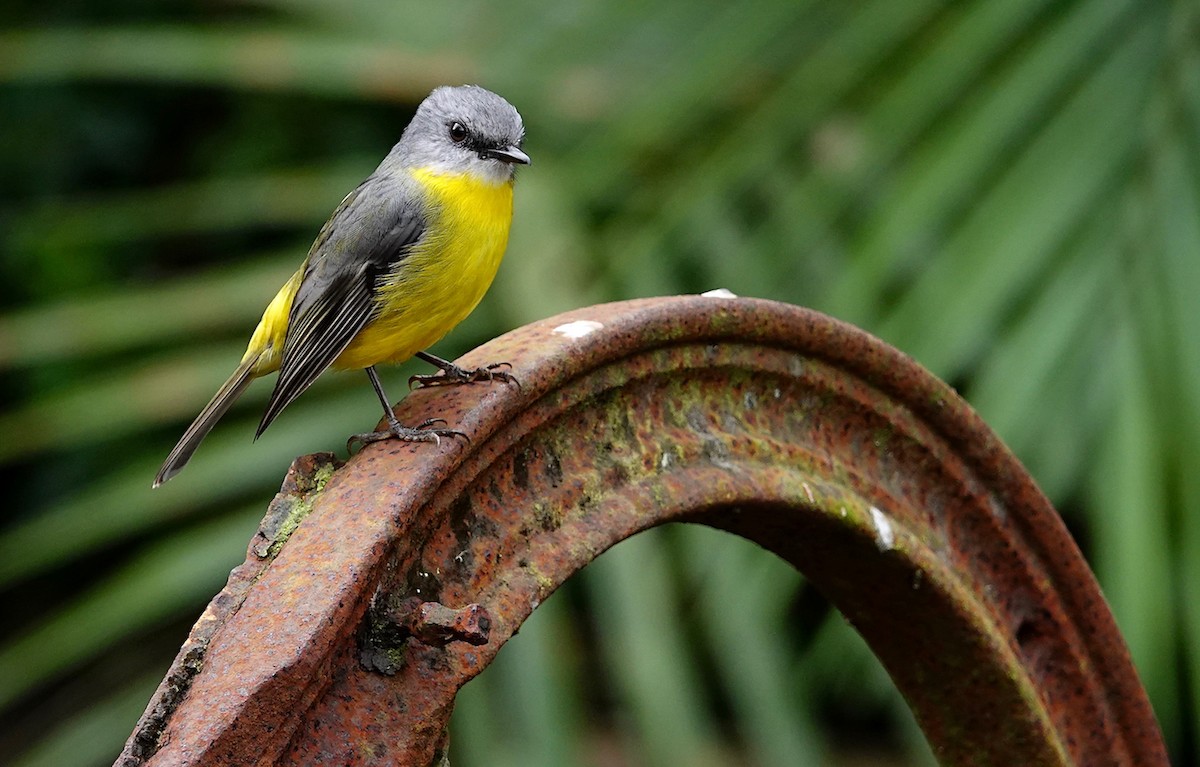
xmin=409 ymin=361 xmax=520 ymax=390
xmin=347 ymin=417 xmax=469 ymax=452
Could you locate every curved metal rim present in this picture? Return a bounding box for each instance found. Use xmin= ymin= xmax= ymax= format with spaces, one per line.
xmin=123 ymin=296 xmax=1166 ymax=767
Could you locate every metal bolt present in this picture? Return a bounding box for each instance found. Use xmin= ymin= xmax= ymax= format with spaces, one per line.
xmin=392 ymin=598 xmax=492 ymax=647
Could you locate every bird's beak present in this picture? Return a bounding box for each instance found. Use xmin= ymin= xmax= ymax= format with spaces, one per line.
xmin=482 ymin=146 xmax=531 ymax=165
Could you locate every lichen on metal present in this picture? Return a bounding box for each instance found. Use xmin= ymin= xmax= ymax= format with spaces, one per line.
xmin=117 ymin=296 xmax=1168 ymax=767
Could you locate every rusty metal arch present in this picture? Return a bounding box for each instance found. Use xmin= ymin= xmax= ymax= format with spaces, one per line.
xmin=119 ymin=296 xmax=1167 ymax=767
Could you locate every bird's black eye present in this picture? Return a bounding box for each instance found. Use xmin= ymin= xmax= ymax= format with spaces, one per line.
xmin=448 ymin=122 xmax=468 ymax=144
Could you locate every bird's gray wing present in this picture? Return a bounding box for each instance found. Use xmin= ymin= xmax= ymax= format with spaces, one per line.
xmin=255 ymin=176 xmax=426 ymax=437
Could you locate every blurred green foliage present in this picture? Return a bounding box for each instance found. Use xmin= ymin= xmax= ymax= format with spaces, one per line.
xmin=1 ymin=0 xmax=1197 ymax=764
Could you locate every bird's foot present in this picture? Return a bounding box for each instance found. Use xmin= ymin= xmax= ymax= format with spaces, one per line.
xmin=347 ymin=417 xmax=468 ymax=453
xmin=409 ymin=361 xmax=519 ymax=390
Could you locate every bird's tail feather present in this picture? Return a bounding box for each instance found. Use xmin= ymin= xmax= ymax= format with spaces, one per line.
xmin=154 ymin=358 xmax=257 ymax=487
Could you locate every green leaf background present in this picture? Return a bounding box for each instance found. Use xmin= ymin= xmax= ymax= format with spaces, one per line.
xmin=1 ymin=0 xmax=1196 ymax=764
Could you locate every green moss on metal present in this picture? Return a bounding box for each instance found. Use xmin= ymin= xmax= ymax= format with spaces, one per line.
xmin=266 ymin=460 xmax=337 ymax=558
xmin=523 ymin=560 xmax=557 ymax=594
xmin=703 ymin=309 xmax=735 ymax=336
xmin=531 ymin=500 xmax=564 ymax=532
xmin=358 ymin=602 xmax=410 ymax=676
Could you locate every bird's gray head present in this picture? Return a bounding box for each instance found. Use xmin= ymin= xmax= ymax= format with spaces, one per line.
xmin=395 ymin=85 xmax=528 ymax=185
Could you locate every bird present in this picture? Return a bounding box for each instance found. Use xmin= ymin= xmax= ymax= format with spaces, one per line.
xmin=154 ymin=85 xmax=529 ymax=487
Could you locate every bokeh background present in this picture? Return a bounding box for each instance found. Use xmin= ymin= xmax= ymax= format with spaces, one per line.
xmin=2 ymin=1 xmax=1198 ymax=764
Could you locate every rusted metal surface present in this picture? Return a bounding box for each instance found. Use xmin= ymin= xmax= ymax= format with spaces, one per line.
xmin=118 ymin=295 xmax=1168 ymax=767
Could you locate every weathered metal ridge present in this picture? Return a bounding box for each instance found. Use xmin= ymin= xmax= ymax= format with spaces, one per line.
xmin=118 ymin=295 xmax=1167 ymax=766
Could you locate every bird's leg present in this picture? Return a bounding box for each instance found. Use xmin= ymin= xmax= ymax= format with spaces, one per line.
xmin=408 ymin=350 xmax=519 ymax=390
xmin=347 ymin=366 xmax=468 ymax=451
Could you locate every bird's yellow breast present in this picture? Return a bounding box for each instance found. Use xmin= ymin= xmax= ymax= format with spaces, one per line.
xmin=333 ymin=168 xmax=514 ymax=369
